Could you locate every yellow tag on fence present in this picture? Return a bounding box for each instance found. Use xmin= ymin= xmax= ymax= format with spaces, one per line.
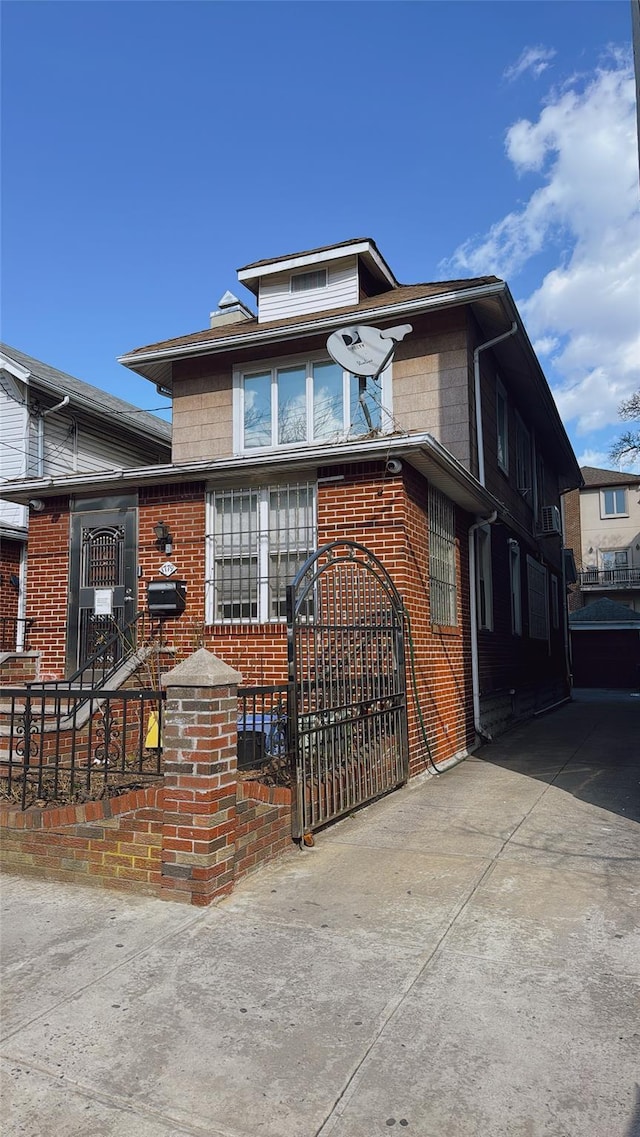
xmin=145 ymin=710 xmax=162 ymax=750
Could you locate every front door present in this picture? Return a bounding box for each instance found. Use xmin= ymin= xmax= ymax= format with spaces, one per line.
xmin=67 ymin=497 xmax=138 ymax=674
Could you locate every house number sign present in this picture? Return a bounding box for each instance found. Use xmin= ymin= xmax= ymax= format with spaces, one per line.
xmin=159 ymin=562 xmax=177 ymax=577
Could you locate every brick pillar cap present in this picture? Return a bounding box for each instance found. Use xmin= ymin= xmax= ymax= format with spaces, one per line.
xmin=161 ymin=648 xmax=242 ymax=688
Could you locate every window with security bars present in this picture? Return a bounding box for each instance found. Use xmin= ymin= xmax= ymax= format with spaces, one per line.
xmin=527 ymin=556 xmax=549 ymax=640
xmin=206 ymin=483 xmax=316 ymax=623
xmin=428 ymin=486 xmax=457 ymax=626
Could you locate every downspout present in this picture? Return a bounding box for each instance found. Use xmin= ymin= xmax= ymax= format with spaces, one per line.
xmin=468 ymin=511 xmax=497 ymax=743
xmin=16 ymin=543 xmax=28 ymax=651
xmin=473 ymin=323 xmax=517 ymax=486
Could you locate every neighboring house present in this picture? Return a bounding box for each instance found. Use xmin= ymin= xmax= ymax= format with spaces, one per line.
xmin=0 ymin=344 xmax=172 ymax=651
xmin=562 ymin=465 xmax=640 ymax=688
xmin=2 ymin=238 xmax=581 ymax=766
xmin=563 ymin=466 xmax=640 ymax=615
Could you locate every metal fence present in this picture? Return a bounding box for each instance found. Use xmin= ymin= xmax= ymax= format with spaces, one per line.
xmin=0 ymin=687 xmax=165 ymax=810
xmin=0 ymin=617 xmax=35 ymax=652
xmin=237 ymin=684 xmax=289 ymax=775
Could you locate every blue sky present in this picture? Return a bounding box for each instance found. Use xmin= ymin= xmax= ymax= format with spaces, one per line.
xmin=2 ymin=1 xmax=638 ymax=468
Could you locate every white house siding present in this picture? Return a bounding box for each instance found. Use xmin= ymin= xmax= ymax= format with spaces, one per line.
xmin=0 ymin=373 xmax=29 ymax=530
xmin=72 ymin=422 xmax=165 ymax=473
xmin=580 ymin=487 xmax=640 ymax=572
xmin=257 ymin=257 xmax=360 ymax=323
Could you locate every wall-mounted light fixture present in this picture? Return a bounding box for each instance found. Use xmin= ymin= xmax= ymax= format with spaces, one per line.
xmin=153 ymin=520 xmax=174 ymax=555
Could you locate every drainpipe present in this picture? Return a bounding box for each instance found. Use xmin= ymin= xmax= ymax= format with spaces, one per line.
xmin=473 ymin=323 xmax=517 ymax=486
xmin=468 ymin=511 xmax=497 ymax=743
xmin=37 ymin=395 xmax=70 ymax=475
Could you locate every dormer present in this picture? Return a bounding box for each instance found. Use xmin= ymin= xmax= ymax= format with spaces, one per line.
xmin=237 ymin=238 xmax=398 ymax=324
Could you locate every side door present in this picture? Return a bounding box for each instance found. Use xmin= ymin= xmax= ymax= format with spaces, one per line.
xmin=67 ymin=498 xmax=138 ymax=674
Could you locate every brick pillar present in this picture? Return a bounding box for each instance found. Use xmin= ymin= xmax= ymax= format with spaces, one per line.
xmin=160 ymin=648 xmax=242 ymax=906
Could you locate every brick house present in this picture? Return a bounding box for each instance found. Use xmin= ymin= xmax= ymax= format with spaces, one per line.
xmin=0 ymin=344 xmax=171 ymax=656
xmin=2 ymin=238 xmax=581 ymax=766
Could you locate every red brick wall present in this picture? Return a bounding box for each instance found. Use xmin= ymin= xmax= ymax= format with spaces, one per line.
xmin=235 ymin=780 xmax=293 ymax=879
xmin=0 ymin=777 xmax=293 ymax=900
xmin=23 ymin=498 xmax=70 ymax=678
xmin=0 ymin=787 xmax=163 ymax=895
xmin=0 ymin=538 xmax=22 ymax=623
xmin=0 ymin=653 xmax=39 ymax=685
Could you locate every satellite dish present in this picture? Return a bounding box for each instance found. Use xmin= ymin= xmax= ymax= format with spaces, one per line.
xmin=326 ymin=323 xmax=412 ymax=377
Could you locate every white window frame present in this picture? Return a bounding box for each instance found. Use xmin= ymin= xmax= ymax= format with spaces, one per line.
xmin=496 ymin=377 xmax=508 ymax=474
xmin=233 ymin=350 xmax=392 ymax=454
xmin=290 ymin=268 xmax=327 ymax=293
xmin=205 ymin=481 xmax=316 ymax=625
xmin=476 ymin=524 xmax=493 ymax=631
xmin=509 ymin=539 xmax=522 ymax=635
xmin=527 ymin=556 xmax=549 ymax=641
xmin=600 ymin=487 xmax=627 ymax=518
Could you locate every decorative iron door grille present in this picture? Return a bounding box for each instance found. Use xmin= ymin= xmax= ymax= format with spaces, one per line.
xmin=68 ymin=505 xmax=137 ymax=674
xmin=287 ymin=540 xmax=409 ymax=839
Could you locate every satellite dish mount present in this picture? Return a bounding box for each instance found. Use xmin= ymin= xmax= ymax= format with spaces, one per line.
xmin=326 ymin=323 xmax=412 ymax=379
xmin=326 ymin=323 xmax=412 ymax=433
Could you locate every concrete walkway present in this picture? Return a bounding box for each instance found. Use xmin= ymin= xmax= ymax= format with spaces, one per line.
xmin=2 ymin=691 xmax=639 ymax=1137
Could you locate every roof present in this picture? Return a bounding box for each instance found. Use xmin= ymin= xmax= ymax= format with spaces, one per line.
xmin=570 ymin=598 xmax=640 ymax=626
xmin=580 ymin=466 xmax=640 ymax=489
xmin=237 ymin=237 xmax=384 ymax=273
xmin=122 ymin=277 xmax=502 ymax=359
xmin=0 ymin=343 xmax=172 ymax=446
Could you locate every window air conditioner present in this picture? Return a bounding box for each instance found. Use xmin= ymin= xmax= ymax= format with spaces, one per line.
xmin=539 ymin=505 xmax=561 ymax=536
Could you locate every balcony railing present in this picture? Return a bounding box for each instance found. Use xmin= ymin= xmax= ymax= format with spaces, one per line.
xmin=578 ymin=567 xmax=640 ymax=589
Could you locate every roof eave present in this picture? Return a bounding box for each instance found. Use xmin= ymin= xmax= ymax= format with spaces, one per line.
xmin=118 ymin=281 xmax=507 ymax=386
xmin=0 ymin=433 xmax=499 ymax=518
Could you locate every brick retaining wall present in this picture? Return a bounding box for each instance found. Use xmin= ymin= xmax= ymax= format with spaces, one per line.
xmin=0 ymin=779 xmax=292 ymax=901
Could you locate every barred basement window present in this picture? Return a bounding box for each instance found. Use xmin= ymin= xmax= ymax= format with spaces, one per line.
xmin=205 ymin=482 xmax=316 ymax=624
xmin=429 ymin=485 xmax=457 ymax=626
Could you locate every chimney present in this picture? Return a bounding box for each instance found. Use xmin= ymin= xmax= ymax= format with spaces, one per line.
xmin=209 ymin=290 xmax=254 ymax=328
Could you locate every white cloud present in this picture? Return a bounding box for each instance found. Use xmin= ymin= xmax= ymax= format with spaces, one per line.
xmin=504 ymin=46 xmax=556 ymax=83
xmin=445 ymin=54 xmax=640 ymax=442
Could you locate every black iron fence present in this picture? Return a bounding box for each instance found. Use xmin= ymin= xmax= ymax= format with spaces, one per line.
xmin=0 ymin=617 xmax=35 ymax=652
xmin=237 ymin=684 xmax=289 ymax=774
xmin=26 ymin=611 xmax=151 ymax=713
xmin=0 ymin=686 xmax=165 ymax=810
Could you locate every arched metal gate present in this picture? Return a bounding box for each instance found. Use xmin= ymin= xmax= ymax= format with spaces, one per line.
xmin=286 ymin=541 xmax=409 ymax=839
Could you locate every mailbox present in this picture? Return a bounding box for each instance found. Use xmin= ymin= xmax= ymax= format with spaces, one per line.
xmin=147 ymin=579 xmax=187 ymax=618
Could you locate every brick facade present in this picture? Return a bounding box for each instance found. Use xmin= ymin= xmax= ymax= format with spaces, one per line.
xmin=20 ymin=456 xmax=569 ymax=763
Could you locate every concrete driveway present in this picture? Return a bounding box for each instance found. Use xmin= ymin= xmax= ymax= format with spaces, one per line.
xmin=2 ymin=690 xmax=639 ymax=1137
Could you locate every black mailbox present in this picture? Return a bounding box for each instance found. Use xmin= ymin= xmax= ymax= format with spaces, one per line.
xmin=147 ymin=579 xmax=187 ymax=618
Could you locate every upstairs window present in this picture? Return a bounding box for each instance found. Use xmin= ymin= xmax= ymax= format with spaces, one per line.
xmin=515 ymin=415 xmax=533 ymax=502
xmin=236 ymin=354 xmax=390 ymax=452
xmin=205 ymin=482 xmax=316 ymax=624
xmin=601 ymin=488 xmax=627 ymax=517
xmin=496 ymin=379 xmax=508 ymax=474
xmin=291 ymin=269 xmax=327 ymax=293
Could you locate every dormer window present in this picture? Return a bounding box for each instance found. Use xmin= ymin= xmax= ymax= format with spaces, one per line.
xmin=290 ymin=269 xmax=327 ymax=293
